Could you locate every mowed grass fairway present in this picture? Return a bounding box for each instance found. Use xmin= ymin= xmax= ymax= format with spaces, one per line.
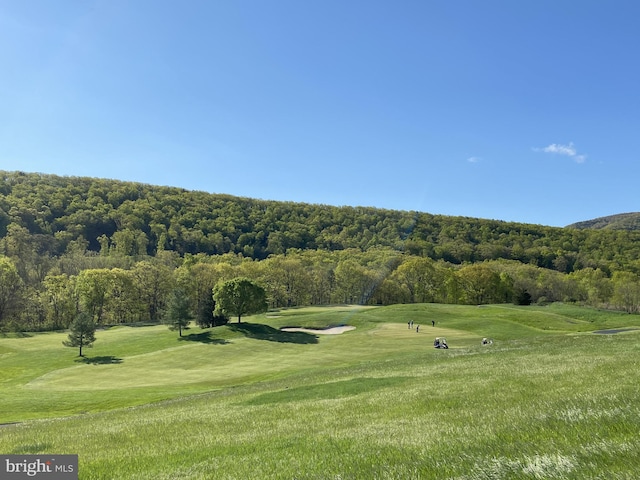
xmin=1 ymin=304 xmax=640 ymax=479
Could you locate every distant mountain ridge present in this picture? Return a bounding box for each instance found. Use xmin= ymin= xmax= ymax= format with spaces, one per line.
xmin=568 ymin=213 xmax=640 ymax=231
xmin=3 ymin=170 xmax=640 ymax=273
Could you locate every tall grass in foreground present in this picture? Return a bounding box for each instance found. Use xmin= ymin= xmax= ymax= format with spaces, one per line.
xmin=2 ymin=328 xmax=640 ymax=479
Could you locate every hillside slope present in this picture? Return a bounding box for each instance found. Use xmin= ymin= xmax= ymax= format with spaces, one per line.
xmin=567 ymin=212 xmax=640 ymax=231
xmin=3 ymin=170 xmax=640 ymax=271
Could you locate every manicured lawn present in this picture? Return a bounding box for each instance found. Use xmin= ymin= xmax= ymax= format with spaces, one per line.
xmin=1 ymin=303 xmax=639 ymax=478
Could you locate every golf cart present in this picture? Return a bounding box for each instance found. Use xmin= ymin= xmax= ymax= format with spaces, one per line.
xmin=434 ymin=337 xmax=448 ymax=349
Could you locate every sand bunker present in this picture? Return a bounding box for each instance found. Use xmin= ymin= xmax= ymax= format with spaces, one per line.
xmin=281 ymin=326 xmax=356 ymax=335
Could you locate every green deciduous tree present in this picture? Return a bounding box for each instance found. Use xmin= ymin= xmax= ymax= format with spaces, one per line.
xmin=333 ymin=259 xmax=376 ymax=304
xmin=106 ymin=268 xmax=139 ymax=324
xmin=393 ymin=256 xmax=440 ymax=303
xmin=213 ymin=277 xmax=267 ymax=323
xmin=43 ymin=274 xmax=77 ymax=329
xmin=569 ymin=267 xmax=613 ymax=306
xmin=611 ymin=271 xmax=640 ymax=314
xmin=75 ymin=269 xmax=111 ymax=324
xmin=131 ymin=260 xmax=174 ymax=322
xmin=63 ymin=311 xmax=96 ymax=356
xmin=0 ymin=256 xmax=23 ymax=328
xmin=260 ymin=256 xmax=312 ymax=307
xmin=457 ymin=263 xmax=505 ymax=305
xmin=176 ymin=261 xmax=235 ymax=323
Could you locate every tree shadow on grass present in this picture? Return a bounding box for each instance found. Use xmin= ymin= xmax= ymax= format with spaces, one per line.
xmin=178 ymin=331 xmax=230 ymax=345
xmin=228 ymin=323 xmax=318 ymax=344
xmin=0 ymin=331 xmax=32 ymax=338
xmin=75 ymin=356 xmax=123 ymax=365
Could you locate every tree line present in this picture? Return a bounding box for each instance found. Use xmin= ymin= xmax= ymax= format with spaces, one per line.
xmin=2 ymin=247 xmax=640 ymax=333
xmin=1 ymin=170 xmax=640 ymax=332
xmin=62 ymin=276 xmax=268 ymax=356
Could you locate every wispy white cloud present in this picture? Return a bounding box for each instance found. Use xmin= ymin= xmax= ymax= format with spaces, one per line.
xmin=534 ymin=142 xmax=586 ymax=163
xmin=467 ymin=156 xmax=481 ymax=163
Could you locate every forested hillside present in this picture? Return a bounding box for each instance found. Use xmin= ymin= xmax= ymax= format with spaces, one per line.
xmin=3 ymin=170 xmax=640 ymax=269
xmin=1 ymin=170 xmax=640 ymax=332
xmin=568 ymin=212 xmax=640 ymax=231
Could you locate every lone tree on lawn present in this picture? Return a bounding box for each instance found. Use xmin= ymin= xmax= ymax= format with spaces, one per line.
xmin=63 ymin=311 xmax=96 ymax=357
xmin=163 ymin=288 xmax=193 ymax=337
xmin=213 ymin=277 xmax=268 ymax=323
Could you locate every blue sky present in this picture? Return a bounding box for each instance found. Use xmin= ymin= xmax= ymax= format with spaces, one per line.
xmin=1 ymin=1 xmax=639 ymax=227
